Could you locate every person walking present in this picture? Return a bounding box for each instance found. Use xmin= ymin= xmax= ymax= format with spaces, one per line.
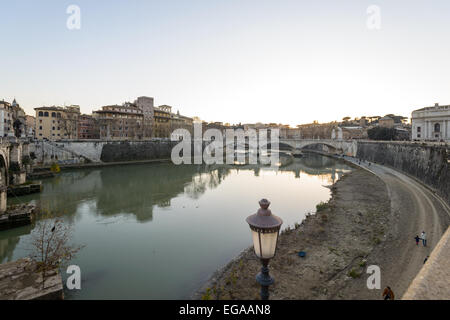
xmin=382 ymin=286 xmax=395 ymax=300
xmin=423 ymin=256 xmax=429 ymax=264
xmin=421 ymin=231 xmax=427 ymax=247
xmin=415 ymin=235 xmax=420 ymax=246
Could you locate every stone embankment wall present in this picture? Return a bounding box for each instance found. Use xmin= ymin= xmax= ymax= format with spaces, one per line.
xmin=100 ymin=140 xmax=178 ymax=162
xmin=356 ymin=141 xmax=450 ymax=205
xmin=31 ymin=140 xmax=180 ymax=164
xmin=29 ymin=141 xmax=87 ymax=165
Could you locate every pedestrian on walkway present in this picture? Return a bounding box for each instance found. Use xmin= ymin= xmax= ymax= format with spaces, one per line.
xmin=415 ymin=235 xmax=420 ymax=246
xmin=382 ymin=286 xmax=395 ymax=300
xmin=421 ymin=231 xmax=427 ymax=247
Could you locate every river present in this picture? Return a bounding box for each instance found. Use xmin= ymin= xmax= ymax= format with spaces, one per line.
xmin=0 ymin=154 xmax=351 ymax=299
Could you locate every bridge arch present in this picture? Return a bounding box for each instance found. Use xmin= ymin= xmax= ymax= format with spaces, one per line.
xmin=279 ymin=139 xmax=357 ymax=157
xmin=0 ymin=152 xmax=8 ymax=190
xmin=297 ymin=141 xmax=340 ymax=152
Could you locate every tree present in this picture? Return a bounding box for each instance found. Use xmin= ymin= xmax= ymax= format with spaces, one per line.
xmin=13 ymin=119 xmax=22 ymax=138
xmin=29 ymin=213 xmax=84 ymax=289
xmin=60 ymin=116 xmax=78 ymax=139
xmin=367 ymin=127 xmax=396 ymax=141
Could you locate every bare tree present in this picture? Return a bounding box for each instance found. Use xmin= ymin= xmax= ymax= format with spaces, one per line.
xmin=60 ymin=112 xmax=78 ymax=139
xmin=29 ymin=214 xmax=84 ymax=289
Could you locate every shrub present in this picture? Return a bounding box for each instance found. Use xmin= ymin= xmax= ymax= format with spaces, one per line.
xmin=9 ymin=162 xmax=21 ymax=173
xmin=22 ymin=155 xmax=32 ymax=165
xmin=316 ymin=201 xmax=329 ymax=212
xmin=50 ymin=162 xmax=61 ymax=173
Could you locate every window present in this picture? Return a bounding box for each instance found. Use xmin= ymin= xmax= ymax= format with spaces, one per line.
xmin=38 ymin=111 xmax=43 ymax=117
xmin=417 ymin=134 xmax=421 ymax=138
xmin=434 ymin=123 xmax=440 ymax=132
xmin=44 ymin=112 xmax=49 ymax=117
xmin=51 ymin=112 xmax=56 ymax=117
xmin=39 ymin=126 xmax=42 ymax=130
xmin=417 ymin=126 xmax=421 ymax=133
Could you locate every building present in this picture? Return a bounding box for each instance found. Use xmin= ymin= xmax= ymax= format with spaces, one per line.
xmin=0 ymin=100 xmax=13 ymax=137
xmin=35 ymin=105 xmax=81 ymax=140
xmin=297 ymin=122 xmax=334 ymax=140
xmin=411 ymin=103 xmax=450 ymax=142
xmin=78 ymin=114 xmax=99 ymax=139
xmin=341 ymin=126 xmax=367 ymax=139
xmin=93 ymin=103 xmax=144 ymax=140
xmin=25 ymin=115 xmax=35 ymax=138
xmin=179 ymin=115 xmax=194 ymax=135
xmin=0 ymin=99 xmax=28 ymax=138
xmin=153 ymin=105 xmax=172 ymax=138
xmin=134 ymin=96 xmax=154 ymax=139
xmin=378 ymin=116 xmax=395 ymax=128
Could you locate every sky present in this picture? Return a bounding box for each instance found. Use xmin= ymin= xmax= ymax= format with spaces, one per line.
xmin=1 ymin=0 xmax=450 ymax=126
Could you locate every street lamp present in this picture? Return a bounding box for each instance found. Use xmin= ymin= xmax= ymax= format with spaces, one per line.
xmin=246 ymin=199 xmax=283 ymax=300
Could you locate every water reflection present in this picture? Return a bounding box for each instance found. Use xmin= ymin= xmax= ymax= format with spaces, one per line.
xmin=2 ymin=154 xmax=352 ymax=298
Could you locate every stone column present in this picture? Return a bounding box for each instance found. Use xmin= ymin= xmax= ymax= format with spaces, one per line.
xmin=9 ymin=143 xmax=26 ymax=185
xmin=444 ymin=120 xmax=448 ymax=140
xmin=423 ymin=121 xmax=427 ymax=140
xmin=0 ymin=186 xmax=6 ymax=214
xmin=10 ymin=143 xmax=22 ymax=166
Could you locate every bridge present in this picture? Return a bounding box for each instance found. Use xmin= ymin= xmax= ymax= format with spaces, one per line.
xmin=279 ymin=139 xmax=358 ymax=156
xmin=0 ymin=138 xmax=30 ymax=214
xmin=219 ymin=138 xmax=358 ymax=157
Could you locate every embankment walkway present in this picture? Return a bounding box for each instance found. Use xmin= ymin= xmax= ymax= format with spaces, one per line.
xmin=343 ymin=157 xmax=450 ymax=298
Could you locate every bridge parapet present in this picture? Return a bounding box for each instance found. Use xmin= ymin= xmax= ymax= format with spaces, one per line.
xmin=279 ymin=138 xmax=358 ymax=157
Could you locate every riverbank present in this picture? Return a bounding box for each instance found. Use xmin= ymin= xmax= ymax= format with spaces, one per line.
xmin=194 ymin=167 xmax=392 ymax=299
xmin=0 ymin=258 xmax=63 ymax=300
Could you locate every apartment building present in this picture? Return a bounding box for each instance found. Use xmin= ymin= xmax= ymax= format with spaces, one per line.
xmin=93 ymin=103 xmax=144 ymax=140
xmin=35 ymin=105 xmax=80 ymax=140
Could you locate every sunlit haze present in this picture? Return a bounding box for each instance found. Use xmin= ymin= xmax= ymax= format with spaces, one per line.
xmin=2 ymin=0 xmax=450 ymax=125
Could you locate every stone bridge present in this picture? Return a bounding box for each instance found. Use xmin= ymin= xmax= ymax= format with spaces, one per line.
xmin=0 ymin=138 xmax=30 ymax=214
xmin=221 ymin=138 xmax=358 ymax=157
xmin=279 ymin=139 xmax=358 ymax=156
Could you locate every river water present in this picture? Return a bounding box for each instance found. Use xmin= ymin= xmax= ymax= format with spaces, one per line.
xmin=0 ymin=154 xmax=351 ymax=299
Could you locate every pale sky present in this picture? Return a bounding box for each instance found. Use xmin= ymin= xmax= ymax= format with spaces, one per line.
xmin=1 ymin=0 xmax=450 ymax=126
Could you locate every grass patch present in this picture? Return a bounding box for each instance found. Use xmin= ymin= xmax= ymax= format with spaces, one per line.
xmin=201 ymin=288 xmax=212 ymax=300
xmin=348 ymin=269 xmax=361 ymax=278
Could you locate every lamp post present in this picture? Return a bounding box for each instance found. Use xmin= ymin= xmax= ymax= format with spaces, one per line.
xmin=246 ymin=199 xmax=283 ymax=300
